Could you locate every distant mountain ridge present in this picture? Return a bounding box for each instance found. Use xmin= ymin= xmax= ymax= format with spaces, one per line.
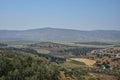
xmin=0 ymin=28 xmax=120 ymax=41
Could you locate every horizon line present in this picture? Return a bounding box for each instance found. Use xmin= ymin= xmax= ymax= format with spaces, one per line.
xmin=0 ymin=27 xmax=120 ymax=31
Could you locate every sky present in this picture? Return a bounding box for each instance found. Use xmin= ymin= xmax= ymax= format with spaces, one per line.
xmin=0 ymin=0 xmax=120 ymax=30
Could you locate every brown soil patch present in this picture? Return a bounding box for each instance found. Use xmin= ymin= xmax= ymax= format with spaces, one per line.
xmin=89 ymin=73 xmax=117 ymax=80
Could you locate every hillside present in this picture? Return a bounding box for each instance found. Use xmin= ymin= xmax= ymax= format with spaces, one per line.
xmin=0 ymin=47 xmax=119 ymax=80
xmin=0 ymin=28 xmax=120 ymax=41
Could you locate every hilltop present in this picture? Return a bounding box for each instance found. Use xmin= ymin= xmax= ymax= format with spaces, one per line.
xmin=0 ymin=28 xmax=120 ymax=41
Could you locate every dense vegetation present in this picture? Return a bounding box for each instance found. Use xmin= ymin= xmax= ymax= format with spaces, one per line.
xmin=0 ymin=43 xmax=8 ymax=47
xmin=0 ymin=48 xmax=62 ymax=80
xmin=56 ymin=48 xmax=99 ymax=57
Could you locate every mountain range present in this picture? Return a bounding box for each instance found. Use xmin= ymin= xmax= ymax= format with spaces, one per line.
xmin=0 ymin=28 xmax=120 ymax=41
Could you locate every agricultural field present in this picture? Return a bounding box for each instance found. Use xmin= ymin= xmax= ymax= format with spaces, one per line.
xmin=70 ymin=58 xmax=96 ymax=66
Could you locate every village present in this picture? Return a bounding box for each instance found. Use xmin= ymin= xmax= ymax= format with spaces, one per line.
xmin=90 ymin=47 xmax=120 ymax=58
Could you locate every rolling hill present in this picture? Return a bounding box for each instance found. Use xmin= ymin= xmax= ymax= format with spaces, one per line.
xmin=0 ymin=28 xmax=120 ymax=41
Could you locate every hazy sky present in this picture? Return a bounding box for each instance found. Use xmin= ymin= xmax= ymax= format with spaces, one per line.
xmin=0 ymin=0 xmax=120 ymax=30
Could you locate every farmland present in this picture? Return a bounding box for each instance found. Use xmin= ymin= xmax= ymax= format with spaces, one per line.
xmin=70 ymin=58 xmax=96 ymax=66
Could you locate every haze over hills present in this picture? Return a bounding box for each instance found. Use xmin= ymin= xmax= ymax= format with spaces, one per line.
xmin=0 ymin=27 xmax=120 ymax=41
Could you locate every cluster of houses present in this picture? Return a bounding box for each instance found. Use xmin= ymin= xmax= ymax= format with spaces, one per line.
xmin=90 ymin=48 xmax=120 ymax=58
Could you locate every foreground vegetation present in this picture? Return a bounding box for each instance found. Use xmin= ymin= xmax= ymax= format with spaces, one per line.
xmin=0 ymin=41 xmax=120 ymax=80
